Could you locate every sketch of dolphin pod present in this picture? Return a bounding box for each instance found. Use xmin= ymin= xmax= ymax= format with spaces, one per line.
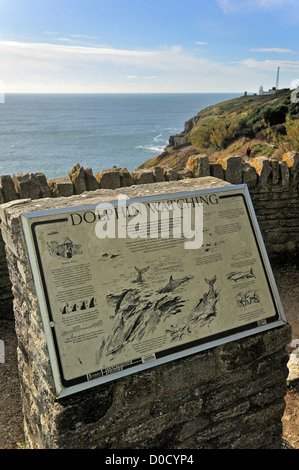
xmin=96 ymin=273 xmax=220 ymax=363
xmin=166 ymin=276 xmax=220 ymax=342
xmin=97 ymin=288 xmax=185 ymax=361
xmin=226 ymin=268 xmax=256 ymax=283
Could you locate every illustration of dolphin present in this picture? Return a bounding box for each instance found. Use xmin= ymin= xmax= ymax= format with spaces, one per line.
xmin=157 ymin=275 xmax=193 ymax=294
xmin=188 ymin=276 xmax=219 ymax=326
xmin=99 ymin=289 xmax=152 ymax=358
xmin=133 ymin=266 xmax=150 ymax=283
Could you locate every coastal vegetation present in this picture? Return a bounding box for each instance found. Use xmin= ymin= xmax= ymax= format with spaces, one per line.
xmin=140 ymin=88 xmax=299 ymax=170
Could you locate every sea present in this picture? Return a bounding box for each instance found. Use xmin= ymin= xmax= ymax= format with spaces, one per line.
xmin=0 ymin=93 xmax=239 ymax=180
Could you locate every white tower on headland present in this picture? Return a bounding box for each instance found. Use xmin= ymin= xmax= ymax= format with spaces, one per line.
xmin=276 ymin=66 xmax=280 ymax=91
xmin=259 ymin=67 xmax=280 ymax=96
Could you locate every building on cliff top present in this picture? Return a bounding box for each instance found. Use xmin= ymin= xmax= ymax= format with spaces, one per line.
xmin=259 ymin=67 xmax=280 ymax=96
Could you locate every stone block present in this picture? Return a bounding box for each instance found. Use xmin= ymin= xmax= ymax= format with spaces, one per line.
xmin=151 ymin=166 xmax=165 ymax=182
xmin=0 ymin=188 xmax=4 ymax=204
xmin=12 ymin=173 xmax=41 ymax=199
xmin=84 ymin=168 xmax=99 ymax=192
xmin=186 ymin=154 xmax=210 ymax=178
xmin=131 ymin=168 xmax=155 ymax=185
xmin=279 ymin=161 xmax=289 ymax=188
xmin=269 ymin=159 xmax=280 ymax=185
xmin=220 ymin=155 xmax=243 ymax=184
xmin=283 ymin=151 xmax=299 ymax=186
xmin=251 ymin=156 xmax=272 ymax=188
xmin=35 ymin=173 xmax=51 ymax=198
xmin=118 ymin=167 xmax=134 ymax=187
xmin=242 ymin=164 xmax=257 ymax=189
xmin=162 ymin=166 xmax=178 ymax=181
xmin=95 ymin=168 xmax=121 ymax=189
xmin=69 ymin=163 xmax=87 ymax=194
xmin=283 ymin=150 xmax=299 ymax=171
xmin=1 ymin=175 xmax=19 ymax=202
xmin=48 ymin=178 xmax=74 ymax=198
xmin=177 ymin=168 xmax=194 ymax=180
xmin=210 ymin=163 xmax=224 ymax=180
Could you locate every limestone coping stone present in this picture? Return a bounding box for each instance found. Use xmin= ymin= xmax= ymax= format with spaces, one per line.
xmin=150 ymin=166 xmax=165 ymax=183
xmin=0 ymin=177 xmax=231 ymax=229
xmin=186 ymin=154 xmax=210 ymax=178
xmin=48 ymin=178 xmax=74 ymax=198
xmin=210 ymin=163 xmax=224 ymax=181
xmin=12 ymin=173 xmax=42 ymax=200
xmin=1 ymin=175 xmax=19 ymax=202
xmin=242 ymin=164 xmax=258 ymax=189
xmin=84 ymin=168 xmax=99 ymax=192
xmin=161 ymin=166 xmax=179 ymax=181
xmin=251 ymin=156 xmax=272 ymax=188
xmin=69 ymin=164 xmax=87 ymax=194
xmin=219 ymin=155 xmax=243 ymax=185
xmin=283 ymin=151 xmax=299 ymax=185
xmin=131 ymin=168 xmax=155 ymax=185
xmin=95 ymin=169 xmax=121 ymax=190
xmin=283 ymin=151 xmax=299 ymax=171
xmin=118 ymin=167 xmax=134 ymax=187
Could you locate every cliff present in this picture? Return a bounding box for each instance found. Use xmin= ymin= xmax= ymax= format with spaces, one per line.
xmin=139 ymin=88 xmax=299 ymax=171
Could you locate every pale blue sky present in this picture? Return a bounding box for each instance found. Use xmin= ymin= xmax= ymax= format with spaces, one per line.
xmin=0 ymin=0 xmax=299 ymax=93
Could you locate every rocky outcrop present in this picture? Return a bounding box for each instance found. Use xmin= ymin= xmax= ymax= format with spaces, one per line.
xmin=168 ymin=115 xmax=200 ymax=147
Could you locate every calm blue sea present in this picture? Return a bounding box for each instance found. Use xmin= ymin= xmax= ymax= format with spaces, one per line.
xmin=0 ymin=93 xmax=239 ymax=180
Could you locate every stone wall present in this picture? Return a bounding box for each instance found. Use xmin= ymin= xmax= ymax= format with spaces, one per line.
xmin=0 ymin=227 xmax=13 ymax=319
xmin=1 ymin=152 xmax=298 ymax=319
xmin=0 ymin=179 xmax=292 ymax=449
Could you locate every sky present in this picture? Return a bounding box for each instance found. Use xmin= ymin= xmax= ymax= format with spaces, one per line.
xmin=0 ymin=0 xmax=299 ymax=93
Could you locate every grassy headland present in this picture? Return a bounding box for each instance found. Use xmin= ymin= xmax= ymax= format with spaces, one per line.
xmin=139 ymin=89 xmax=299 ymax=171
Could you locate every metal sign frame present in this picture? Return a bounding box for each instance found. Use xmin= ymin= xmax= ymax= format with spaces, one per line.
xmin=21 ymin=184 xmax=287 ymax=398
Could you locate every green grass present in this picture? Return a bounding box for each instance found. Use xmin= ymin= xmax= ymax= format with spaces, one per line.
xmin=188 ymin=89 xmax=296 ymax=152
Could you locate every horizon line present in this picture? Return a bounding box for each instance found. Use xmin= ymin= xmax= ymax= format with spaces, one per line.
xmin=3 ymin=91 xmax=245 ymax=95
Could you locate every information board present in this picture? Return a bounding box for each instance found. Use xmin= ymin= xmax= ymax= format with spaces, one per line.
xmin=21 ymin=185 xmax=287 ymax=397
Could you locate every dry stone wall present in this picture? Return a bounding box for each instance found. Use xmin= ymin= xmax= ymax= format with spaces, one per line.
xmin=0 ymin=179 xmax=292 ymax=449
xmin=1 ymin=152 xmax=298 ymax=319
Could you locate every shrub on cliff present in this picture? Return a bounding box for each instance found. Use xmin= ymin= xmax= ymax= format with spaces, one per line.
xmin=190 ymin=99 xmax=290 ymax=151
xmin=190 ymin=117 xmax=240 ymax=150
xmin=238 ymin=103 xmax=289 ymax=138
xmin=276 ymin=116 xmax=299 ymax=153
